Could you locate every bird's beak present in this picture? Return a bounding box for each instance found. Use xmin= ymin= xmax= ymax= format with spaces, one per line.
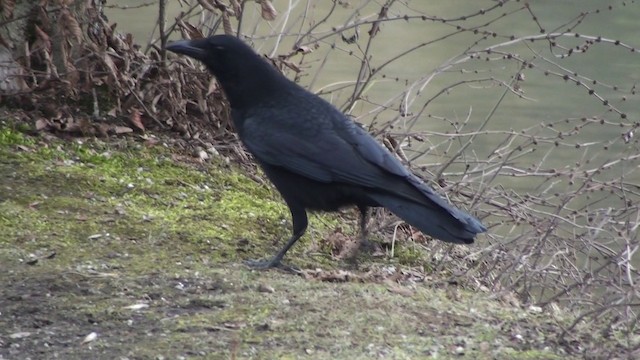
xmin=166 ymin=39 xmax=207 ymax=61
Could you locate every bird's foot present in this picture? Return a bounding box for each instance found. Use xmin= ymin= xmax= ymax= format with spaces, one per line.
xmin=245 ymin=258 xmax=300 ymax=273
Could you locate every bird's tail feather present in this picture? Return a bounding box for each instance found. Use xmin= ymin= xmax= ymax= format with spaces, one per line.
xmin=368 ymin=193 xmax=485 ymax=244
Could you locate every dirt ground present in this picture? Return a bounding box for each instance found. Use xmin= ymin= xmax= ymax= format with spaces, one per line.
xmin=0 ymin=124 xmax=628 ymax=359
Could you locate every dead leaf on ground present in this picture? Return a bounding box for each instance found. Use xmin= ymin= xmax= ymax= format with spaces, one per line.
xmin=35 ymin=118 xmax=49 ymax=131
xmin=113 ymin=126 xmax=133 ymax=134
xmin=302 ymin=268 xmax=358 ymax=282
xmin=129 ymin=108 xmax=144 ymax=131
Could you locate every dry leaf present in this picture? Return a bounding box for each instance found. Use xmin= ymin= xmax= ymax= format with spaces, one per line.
xmin=302 ymin=269 xmax=356 ymax=282
xmin=101 ymin=52 xmax=119 ymax=82
xmin=129 ymin=108 xmax=145 ymax=131
xmin=33 ymin=25 xmax=52 ymax=52
xmin=66 ymin=64 xmax=79 ymax=86
xmin=35 ymin=118 xmax=49 ymax=131
xmin=212 ymin=0 xmax=237 ymax=16
xmin=177 ymin=20 xmax=204 ymax=40
xmin=229 ymin=0 xmax=242 ymax=17
xmin=197 ymin=0 xmax=216 ymax=12
xmin=60 ymin=8 xmax=83 ymax=43
xmin=259 ymin=0 xmax=277 ymax=21
xmin=114 ymin=126 xmax=133 ymax=134
xmin=207 ymin=77 xmax=218 ymax=95
xmin=2 ymin=0 xmax=15 ymax=19
xmin=0 ymin=33 xmax=9 ymax=48
xmin=222 ymin=11 xmax=233 ymax=35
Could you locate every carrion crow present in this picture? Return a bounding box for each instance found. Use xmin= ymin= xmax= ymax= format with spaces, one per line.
xmin=166 ymin=35 xmax=486 ymax=269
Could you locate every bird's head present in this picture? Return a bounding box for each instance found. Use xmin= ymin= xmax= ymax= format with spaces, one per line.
xmin=166 ymin=35 xmax=286 ymax=108
xmin=166 ymin=35 xmax=255 ymax=77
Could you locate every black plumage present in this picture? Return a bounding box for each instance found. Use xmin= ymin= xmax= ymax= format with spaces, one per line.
xmin=166 ymin=35 xmax=486 ymax=269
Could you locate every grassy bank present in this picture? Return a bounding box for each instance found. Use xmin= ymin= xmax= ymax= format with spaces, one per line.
xmin=0 ymin=124 xmax=614 ymax=359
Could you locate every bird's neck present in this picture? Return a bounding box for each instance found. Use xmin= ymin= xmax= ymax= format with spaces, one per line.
xmin=214 ymin=62 xmax=290 ymax=110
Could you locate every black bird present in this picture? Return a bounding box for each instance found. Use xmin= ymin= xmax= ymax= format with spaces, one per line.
xmin=166 ymin=35 xmax=486 ymax=269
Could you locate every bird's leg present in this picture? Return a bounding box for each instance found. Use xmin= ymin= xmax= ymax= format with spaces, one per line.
xmin=357 ymin=206 xmax=377 ymax=252
xmin=358 ymin=206 xmax=372 ymax=251
xmin=246 ymin=205 xmax=308 ymax=271
xmin=358 ymin=206 xmax=369 ymax=242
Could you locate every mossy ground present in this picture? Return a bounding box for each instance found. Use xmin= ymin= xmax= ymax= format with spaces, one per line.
xmin=0 ymin=123 xmax=611 ymax=359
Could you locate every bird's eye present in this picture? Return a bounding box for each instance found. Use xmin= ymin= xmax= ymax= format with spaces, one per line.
xmin=214 ymin=45 xmax=225 ymax=51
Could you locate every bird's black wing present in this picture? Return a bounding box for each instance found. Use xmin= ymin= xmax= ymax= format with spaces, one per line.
xmin=241 ymin=109 xmax=457 ymax=210
xmin=241 ymin=105 xmax=486 ymax=240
